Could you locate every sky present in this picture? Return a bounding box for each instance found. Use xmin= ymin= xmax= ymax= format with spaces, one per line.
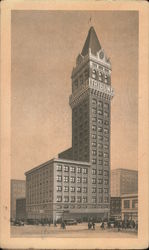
xmin=11 ymin=10 xmax=138 ymax=180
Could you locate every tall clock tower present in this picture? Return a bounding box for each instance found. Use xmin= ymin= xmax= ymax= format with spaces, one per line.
xmin=69 ymin=26 xmax=114 ymax=214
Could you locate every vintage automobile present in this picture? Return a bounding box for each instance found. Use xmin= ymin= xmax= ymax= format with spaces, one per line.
xmin=64 ymin=219 xmax=77 ymax=225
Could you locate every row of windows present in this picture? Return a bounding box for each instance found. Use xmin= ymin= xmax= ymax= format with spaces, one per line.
xmin=57 ymin=196 xmax=88 ymax=203
xmin=56 ymin=176 xmax=88 ymax=183
xmin=92 ymin=118 xmax=109 ymax=126
xmin=92 ymin=109 xmax=109 ymax=117
xmin=57 ymin=186 xmax=87 ymax=193
xmin=92 ymin=99 xmax=109 ymax=109
xmin=92 ymin=126 xmax=109 ymax=133
xmin=56 ymin=165 xmax=88 ymax=173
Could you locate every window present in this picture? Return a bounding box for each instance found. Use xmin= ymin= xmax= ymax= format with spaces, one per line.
xmin=99 ymin=188 xmax=103 ymax=193
xmin=57 ymin=175 xmax=62 ymax=182
xmin=124 ymin=200 xmax=130 ymax=208
xmin=92 ymin=134 xmax=97 ymax=139
xmin=99 ymin=151 xmax=103 ymax=157
xmin=104 ymin=179 xmax=109 ymax=185
xmin=57 ymin=196 xmax=62 ymax=202
xmin=64 ymin=186 xmax=69 ymax=192
xmin=77 ymin=177 xmax=81 ymax=183
xmin=104 ymin=197 xmax=109 ymax=203
xmin=64 ymin=176 xmax=69 ymax=183
xmin=99 ymin=143 xmax=103 ymax=150
xmin=57 ymin=186 xmax=62 ymax=192
xmin=104 ymin=103 xmax=109 ymax=109
xmin=98 ymin=110 xmax=103 ymax=115
xmin=98 ymin=119 xmax=103 ymax=125
xmin=91 ymin=158 xmax=97 ymax=165
xmin=99 ymin=197 xmax=103 ymax=203
xmin=83 ymin=168 xmax=88 ymax=174
xmin=104 ymin=170 xmax=109 ymax=176
xmin=104 ymin=112 xmax=109 ymax=118
xmin=92 ymin=142 xmax=97 ymax=147
xmin=98 ymin=179 xmax=103 ymax=184
xmin=104 ymin=153 xmax=109 ymax=158
xmin=92 ymin=99 xmax=97 ymax=105
xmin=70 ymin=177 xmax=75 ymax=183
xmin=77 ymin=187 xmax=81 ymax=192
xmin=92 ymin=108 xmax=97 ymax=114
xmin=98 ymin=101 xmax=103 ymax=108
xmin=83 ymin=177 xmax=87 ymax=183
xmin=132 ymin=199 xmax=138 ymax=208
xmin=104 ymin=128 xmax=109 ymax=134
xmin=92 ymin=125 xmax=96 ymax=131
xmin=92 ymin=178 xmax=96 ymax=184
xmin=99 ymin=160 xmax=103 ymax=165
xmin=92 ymin=197 xmax=96 ymax=203
xmin=104 ymin=188 xmax=108 ymax=193
xmin=98 ymin=127 xmax=103 ymax=132
xmin=64 ymin=165 xmax=69 ymax=172
xmin=71 ymin=196 xmax=75 ymax=202
xmin=70 ymin=186 xmax=75 ymax=192
xmin=77 ymin=197 xmax=82 ymax=203
xmin=57 ymin=165 xmax=62 ymax=171
xmin=82 ymin=187 xmax=87 ymax=193
xmin=104 ymin=145 xmax=108 ymax=150
xmin=64 ymin=196 xmax=69 ymax=202
xmin=92 ymin=187 xmax=96 ymax=193
xmin=99 ymin=170 xmax=103 ymax=175
xmin=92 ymin=117 xmax=96 ymax=122
xmin=77 ymin=167 xmax=81 ymax=173
xmin=70 ymin=167 xmax=75 ymax=173
xmin=83 ymin=197 xmax=87 ymax=203
xmin=92 ymin=169 xmax=96 ymax=175
xmin=104 ymin=120 xmax=109 ymax=125
xmin=98 ymin=135 xmax=103 ymax=140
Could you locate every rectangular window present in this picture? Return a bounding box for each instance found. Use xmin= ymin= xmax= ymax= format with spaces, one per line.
xmin=104 ymin=103 xmax=109 ymax=109
xmin=83 ymin=197 xmax=87 ymax=203
xmin=124 ymin=200 xmax=130 ymax=208
xmin=56 ymin=186 xmax=62 ymax=192
xmin=98 ymin=110 xmax=103 ymax=115
xmin=92 ymin=178 xmax=96 ymax=184
xmin=64 ymin=165 xmax=69 ymax=172
xmin=104 ymin=179 xmax=109 ymax=185
xmin=92 ymin=159 xmax=97 ymax=164
xmin=92 ymin=117 xmax=97 ymax=122
xmin=70 ymin=186 xmax=75 ymax=192
xmin=98 ymin=135 xmax=103 ymax=140
xmin=57 ymin=196 xmax=62 ymax=202
xmin=104 ymin=188 xmax=108 ymax=193
xmin=98 ymin=119 xmax=103 ymax=125
xmin=92 ymin=150 xmax=96 ymax=156
xmin=98 ymin=179 xmax=103 ymax=184
xmin=92 ymin=125 xmax=96 ymax=131
xmin=70 ymin=177 xmax=75 ymax=183
xmin=99 ymin=151 xmax=103 ymax=157
xmin=57 ymin=175 xmax=62 ymax=182
xmin=104 ymin=170 xmax=109 ymax=176
xmin=104 ymin=153 xmax=109 ymax=158
xmin=92 ymin=197 xmax=96 ymax=203
xmin=99 ymin=160 xmax=103 ymax=165
xmin=64 ymin=176 xmax=69 ymax=183
xmin=77 ymin=197 xmax=82 ymax=203
xmin=99 ymin=197 xmax=103 ymax=203
xmin=104 ymin=145 xmax=108 ymax=150
xmin=98 ymin=101 xmax=103 ymax=109
xmin=99 ymin=188 xmax=103 ymax=193
xmin=77 ymin=187 xmax=81 ymax=192
xmin=71 ymin=196 xmax=75 ymax=202
xmin=104 ymin=120 xmax=109 ymax=125
xmin=57 ymin=165 xmax=62 ymax=171
xmin=98 ymin=127 xmax=103 ymax=132
xmin=92 ymin=169 xmax=96 ymax=175
xmin=92 ymin=108 xmax=97 ymax=114
xmin=132 ymin=199 xmax=138 ymax=208
xmin=82 ymin=177 xmax=87 ymax=183
xmin=104 ymin=112 xmax=109 ymax=118
xmin=77 ymin=167 xmax=81 ymax=173
xmin=92 ymin=142 xmax=97 ymax=147
xmin=77 ymin=177 xmax=81 ymax=183
xmin=82 ymin=168 xmax=88 ymax=174
xmin=64 ymin=196 xmax=69 ymax=202
xmin=92 ymin=134 xmax=97 ymax=139
xmin=92 ymin=99 xmax=97 ymax=105
xmin=99 ymin=170 xmax=103 ymax=175
xmin=70 ymin=166 xmax=75 ymax=173
xmin=82 ymin=187 xmax=87 ymax=193
xmin=64 ymin=186 xmax=69 ymax=192
xmin=98 ymin=143 xmax=103 ymax=149
xmin=104 ymin=128 xmax=109 ymax=134
xmin=92 ymin=187 xmax=96 ymax=193
xmin=104 ymin=197 xmax=109 ymax=203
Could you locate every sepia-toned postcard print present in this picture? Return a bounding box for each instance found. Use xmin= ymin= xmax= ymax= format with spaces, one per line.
xmin=0 ymin=0 xmax=148 ymax=249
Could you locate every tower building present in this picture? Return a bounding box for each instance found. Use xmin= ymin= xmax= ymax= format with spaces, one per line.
xmin=25 ymin=26 xmax=114 ymax=222
xmin=70 ymin=26 xmax=114 ymax=206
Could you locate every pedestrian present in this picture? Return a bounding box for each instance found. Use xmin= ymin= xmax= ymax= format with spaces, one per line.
xmin=92 ymin=221 xmax=95 ymax=230
xmin=101 ymin=222 xmax=104 ymax=230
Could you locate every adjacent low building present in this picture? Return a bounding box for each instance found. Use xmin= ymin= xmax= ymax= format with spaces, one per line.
xmin=121 ymin=193 xmax=138 ymax=222
xmin=110 ymin=197 xmax=121 ymax=220
xmin=111 ymin=169 xmax=138 ymax=197
xmin=11 ymin=179 xmax=26 ymax=220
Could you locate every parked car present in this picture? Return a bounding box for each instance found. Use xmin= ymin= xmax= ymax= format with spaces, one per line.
xmin=64 ymin=219 xmax=77 ymax=225
xmin=13 ymin=220 xmax=24 ymax=226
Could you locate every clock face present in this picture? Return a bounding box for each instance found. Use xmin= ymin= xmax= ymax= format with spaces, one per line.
xmin=99 ymin=51 xmax=104 ymax=59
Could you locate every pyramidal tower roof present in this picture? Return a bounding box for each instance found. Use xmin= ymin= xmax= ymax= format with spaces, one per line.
xmin=81 ymin=26 xmax=101 ymax=56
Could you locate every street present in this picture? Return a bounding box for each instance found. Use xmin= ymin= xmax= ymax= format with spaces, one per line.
xmin=11 ymin=223 xmax=137 ymax=238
